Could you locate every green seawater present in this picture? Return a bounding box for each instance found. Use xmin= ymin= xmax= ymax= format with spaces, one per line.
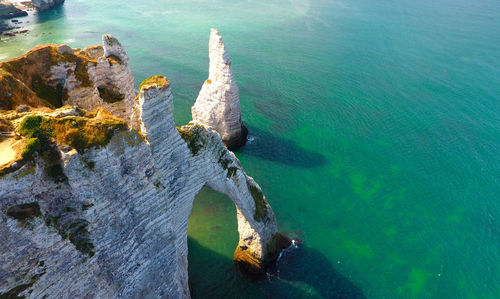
xmin=1 ymin=0 xmax=499 ymax=297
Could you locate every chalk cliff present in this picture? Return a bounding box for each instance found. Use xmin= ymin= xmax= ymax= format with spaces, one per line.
xmin=32 ymin=0 xmax=64 ymax=12
xmin=0 ymin=36 xmax=288 ymax=298
xmin=192 ymin=29 xmax=248 ymax=149
xmin=0 ymin=34 xmax=135 ymax=123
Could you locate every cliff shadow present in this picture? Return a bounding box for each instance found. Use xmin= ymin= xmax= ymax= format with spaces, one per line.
xmin=188 ymin=237 xmax=365 ymax=298
xmin=34 ymin=4 xmax=66 ymax=24
xmin=0 ymin=20 xmax=9 ymax=34
xmin=266 ymin=244 xmax=367 ymax=299
xmin=234 ymin=126 xmax=327 ymax=168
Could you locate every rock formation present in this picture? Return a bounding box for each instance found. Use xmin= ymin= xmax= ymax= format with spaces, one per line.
xmin=0 ymin=2 xmax=28 ymax=19
xmin=192 ymin=28 xmax=248 ymax=150
xmin=0 ymin=34 xmax=135 ymax=124
xmin=31 ymin=0 xmax=64 ymax=12
xmin=0 ymin=36 xmax=289 ymax=298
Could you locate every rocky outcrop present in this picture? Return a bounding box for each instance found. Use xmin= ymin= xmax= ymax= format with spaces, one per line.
xmin=31 ymin=0 xmax=64 ymax=12
xmin=192 ymin=29 xmax=248 ymax=150
xmin=0 ymin=35 xmax=135 ymax=123
xmin=0 ymin=38 xmax=288 ymax=298
xmin=0 ymin=2 xmax=28 ymax=19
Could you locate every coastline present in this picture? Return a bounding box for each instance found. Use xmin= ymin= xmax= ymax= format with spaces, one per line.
xmin=0 ymin=0 xmax=62 ymax=36
xmin=1 ymin=0 xmax=499 ymax=297
xmin=0 ymin=1 xmax=31 ymax=35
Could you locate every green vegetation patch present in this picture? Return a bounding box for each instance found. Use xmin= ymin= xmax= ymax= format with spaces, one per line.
xmin=246 ymin=179 xmax=268 ymax=222
xmin=0 ymin=273 xmax=44 ymax=299
xmin=2 ymin=44 xmax=96 ymax=109
xmin=21 ymin=138 xmax=41 ymax=160
xmin=66 ymin=219 xmax=95 ymax=256
xmin=227 ymin=167 xmax=238 ymax=179
xmin=218 ymin=152 xmax=231 ymax=170
xmin=139 ymin=75 xmax=169 ymax=90
xmin=19 ymin=108 xmax=127 ymax=151
xmin=49 ymin=47 xmax=95 ymax=88
xmin=45 ymin=214 xmax=94 ymax=256
xmin=176 ymin=124 xmax=205 ymax=156
xmin=217 ymin=152 xmax=238 ymax=178
xmin=17 ymin=108 xmax=126 ymax=182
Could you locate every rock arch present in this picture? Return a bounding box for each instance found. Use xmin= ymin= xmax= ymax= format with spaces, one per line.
xmin=137 ymin=76 xmax=290 ymax=285
xmin=0 ymin=63 xmax=288 ymax=298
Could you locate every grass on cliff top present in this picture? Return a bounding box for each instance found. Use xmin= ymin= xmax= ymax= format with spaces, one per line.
xmin=139 ymin=75 xmax=169 ymax=90
xmin=0 ymin=68 xmax=47 ymax=110
xmin=0 ymin=44 xmax=99 ymax=109
xmin=176 ymin=124 xmax=205 ymax=156
xmin=19 ymin=107 xmax=127 ymax=152
xmin=13 ymin=107 xmax=126 ymax=182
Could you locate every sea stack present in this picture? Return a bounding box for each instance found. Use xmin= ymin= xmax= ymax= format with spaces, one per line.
xmin=0 ymin=37 xmax=289 ymax=298
xmin=192 ymin=28 xmax=248 ymax=150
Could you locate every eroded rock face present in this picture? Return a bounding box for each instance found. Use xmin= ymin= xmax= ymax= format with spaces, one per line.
xmin=192 ymin=28 xmax=248 ymax=149
xmin=31 ymin=0 xmax=64 ymax=12
xmin=0 ymin=2 xmax=28 ymax=19
xmin=0 ymin=55 xmax=286 ymax=297
xmin=0 ymin=35 xmax=135 ymax=123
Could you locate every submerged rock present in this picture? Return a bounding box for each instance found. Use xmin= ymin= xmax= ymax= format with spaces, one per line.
xmin=192 ymin=28 xmax=248 ymax=150
xmin=0 ymin=36 xmax=287 ymax=298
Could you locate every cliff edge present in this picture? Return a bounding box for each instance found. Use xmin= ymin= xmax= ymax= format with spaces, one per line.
xmin=0 ymin=35 xmax=289 ymax=298
xmin=0 ymin=35 xmax=135 ymax=124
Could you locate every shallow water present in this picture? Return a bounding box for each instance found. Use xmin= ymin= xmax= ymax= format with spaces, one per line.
xmin=1 ymin=0 xmax=500 ymax=297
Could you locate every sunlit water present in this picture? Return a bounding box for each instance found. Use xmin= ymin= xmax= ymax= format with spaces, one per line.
xmin=1 ymin=0 xmax=500 ymax=297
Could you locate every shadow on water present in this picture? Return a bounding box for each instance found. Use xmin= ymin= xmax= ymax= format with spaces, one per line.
xmin=235 ymin=126 xmax=327 ymax=168
xmin=188 ymin=237 xmax=365 ymax=299
xmin=0 ymin=20 xmax=9 ymax=33
xmin=34 ymin=4 xmax=66 ymax=24
xmin=268 ymin=244 xmax=366 ymax=299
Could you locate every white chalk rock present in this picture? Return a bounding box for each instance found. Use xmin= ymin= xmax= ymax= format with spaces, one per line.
xmin=192 ymin=29 xmax=248 ymax=149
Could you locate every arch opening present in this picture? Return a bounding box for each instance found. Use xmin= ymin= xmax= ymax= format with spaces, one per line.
xmin=187 ymin=187 xmax=260 ymax=297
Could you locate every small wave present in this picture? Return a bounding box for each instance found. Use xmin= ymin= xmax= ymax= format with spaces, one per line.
xmin=276 ymin=239 xmax=300 ymax=279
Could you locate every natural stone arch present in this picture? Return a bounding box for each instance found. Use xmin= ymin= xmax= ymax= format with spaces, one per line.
xmin=138 ymin=76 xmax=290 ymax=282
xmin=0 ymin=38 xmax=289 ymax=298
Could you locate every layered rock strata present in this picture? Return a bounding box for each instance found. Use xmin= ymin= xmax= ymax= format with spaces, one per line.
xmin=0 ymin=35 xmax=135 ymax=123
xmin=192 ymin=28 xmax=248 ymax=150
xmin=0 ymin=38 xmax=288 ymax=298
xmin=32 ymin=0 xmax=64 ymax=11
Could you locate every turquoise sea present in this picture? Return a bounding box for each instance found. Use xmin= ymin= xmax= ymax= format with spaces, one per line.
xmin=1 ymin=0 xmax=500 ymax=297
